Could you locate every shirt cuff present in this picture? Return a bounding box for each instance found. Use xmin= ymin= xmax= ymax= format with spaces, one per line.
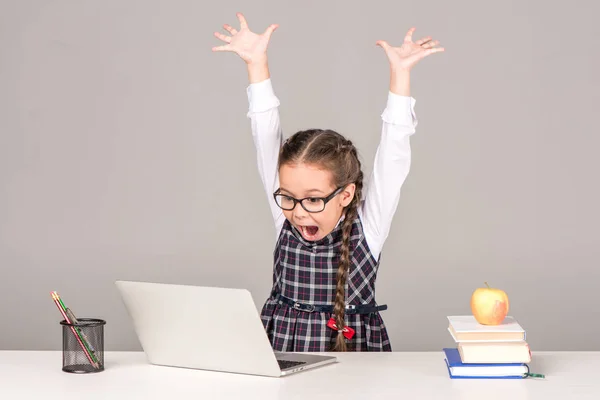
xmin=246 ymin=78 xmax=280 ymax=114
xmin=380 ymin=92 xmax=418 ymax=127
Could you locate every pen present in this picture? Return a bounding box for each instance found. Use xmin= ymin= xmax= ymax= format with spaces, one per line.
xmin=66 ymin=307 xmax=99 ymax=356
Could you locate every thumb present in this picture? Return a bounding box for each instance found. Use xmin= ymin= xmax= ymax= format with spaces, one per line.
xmin=375 ymin=40 xmax=390 ymax=50
xmin=263 ymin=24 xmax=279 ymax=40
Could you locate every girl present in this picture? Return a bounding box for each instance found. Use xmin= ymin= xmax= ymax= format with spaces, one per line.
xmin=213 ymin=13 xmax=443 ymax=352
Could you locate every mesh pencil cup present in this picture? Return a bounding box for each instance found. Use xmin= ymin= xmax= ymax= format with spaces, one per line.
xmin=60 ymin=318 xmax=106 ymax=373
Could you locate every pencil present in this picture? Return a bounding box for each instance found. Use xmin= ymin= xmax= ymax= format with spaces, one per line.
xmin=51 ymin=292 xmax=98 ymax=369
xmin=54 ymin=292 xmax=101 ymax=366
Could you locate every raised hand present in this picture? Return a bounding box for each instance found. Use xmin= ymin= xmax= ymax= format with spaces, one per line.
xmin=212 ymin=12 xmax=278 ymax=66
xmin=376 ymin=27 xmax=444 ymax=72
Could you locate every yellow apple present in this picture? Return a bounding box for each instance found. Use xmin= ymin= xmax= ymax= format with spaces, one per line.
xmin=470 ymin=282 xmax=509 ymax=325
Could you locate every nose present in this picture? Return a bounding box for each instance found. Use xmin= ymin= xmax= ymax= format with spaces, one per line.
xmin=292 ymin=202 xmax=309 ymax=219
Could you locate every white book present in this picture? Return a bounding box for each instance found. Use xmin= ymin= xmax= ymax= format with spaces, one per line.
xmin=447 ymin=315 xmax=526 ymax=343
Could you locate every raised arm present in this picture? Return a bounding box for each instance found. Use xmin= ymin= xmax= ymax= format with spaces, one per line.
xmin=360 ymin=28 xmax=444 ymax=260
xmin=213 ymin=13 xmax=285 ymax=238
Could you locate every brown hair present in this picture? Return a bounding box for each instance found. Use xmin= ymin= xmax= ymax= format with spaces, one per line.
xmin=278 ymin=129 xmax=363 ymax=351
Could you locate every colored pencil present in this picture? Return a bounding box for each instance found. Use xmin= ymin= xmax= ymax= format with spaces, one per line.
xmin=54 ymin=292 xmax=101 ymax=366
xmin=50 ymin=292 xmax=98 ymax=369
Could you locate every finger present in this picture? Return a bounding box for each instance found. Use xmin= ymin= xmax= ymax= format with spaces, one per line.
xmin=237 ymin=12 xmax=249 ymax=29
xmin=263 ymin=23 xmax=278 ymax=40
xmin=212 ymin=44 xmax=232 ymax=52
xmin=415 ymin=36 xmax=432 ymax=46
xmin=223 ymin=24 xmax=238 ymax=35
xmin=422 ymin=40 xmax=439 ymax=49
xmin=404 ymin=27 xmax=416 ymax=43
xmin=375 ymin=40 xmax=391 ymax=50
xmin=213 ymin=31 xmax=231 ymax=43
xmin=426 ymin=47 xmax=445 ymax=55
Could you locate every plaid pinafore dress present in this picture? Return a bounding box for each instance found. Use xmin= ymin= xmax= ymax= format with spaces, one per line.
xmin=259 ymin=214 xmax=391 ymax=352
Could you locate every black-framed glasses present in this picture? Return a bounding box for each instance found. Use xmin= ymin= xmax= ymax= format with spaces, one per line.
xmin=273 ymin=186 xmax=345 ymax=213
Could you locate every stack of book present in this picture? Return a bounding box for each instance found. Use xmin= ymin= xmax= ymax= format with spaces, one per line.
xmin=443 ymin=315 xmax=531 ymax=379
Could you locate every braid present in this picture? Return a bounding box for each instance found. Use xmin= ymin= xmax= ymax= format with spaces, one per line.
xmin=332 ymin=151 xmax=363 ymax=352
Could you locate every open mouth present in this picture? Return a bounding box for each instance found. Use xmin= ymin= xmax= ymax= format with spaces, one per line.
xmin=299 ymin=225 xmax=319 ymax=240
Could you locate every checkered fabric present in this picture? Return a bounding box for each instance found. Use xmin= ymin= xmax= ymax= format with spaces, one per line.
xmin=259 ymin=215 xmax=391 ymax=352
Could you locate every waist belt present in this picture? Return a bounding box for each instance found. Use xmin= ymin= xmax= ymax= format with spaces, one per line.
xmin=274 ymin=294 xmax=387 ymax=315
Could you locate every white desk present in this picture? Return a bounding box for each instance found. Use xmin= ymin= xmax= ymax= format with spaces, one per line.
xmin=1 ymin=351 xmax=598 ymax=399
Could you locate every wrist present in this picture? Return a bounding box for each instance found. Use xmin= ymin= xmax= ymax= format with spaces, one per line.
xmin=389 ymin=67 xmax=410 ymax=96
xmin=247 ymin=59 xmax=270 ymax=83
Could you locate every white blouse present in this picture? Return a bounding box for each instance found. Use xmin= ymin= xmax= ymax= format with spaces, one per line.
xmin=246 ymin=78 xmax=418 ymax=261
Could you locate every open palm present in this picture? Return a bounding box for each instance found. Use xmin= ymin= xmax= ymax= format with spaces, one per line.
xmin=212 ymin=13 xmax=278 ymax=65
xmin=376 ymin=28 xmax=444 ymax=71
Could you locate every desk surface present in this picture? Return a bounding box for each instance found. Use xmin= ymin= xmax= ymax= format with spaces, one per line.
xmin=1 ymin=351 xmax=599 ymax=399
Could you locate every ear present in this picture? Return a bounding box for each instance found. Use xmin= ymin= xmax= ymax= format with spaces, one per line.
xmin=339 ymin=183 xmax=356 ymax=207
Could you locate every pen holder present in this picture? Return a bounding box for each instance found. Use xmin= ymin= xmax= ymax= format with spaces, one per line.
xmin=60 ymin=318 xmax=106 ymax=373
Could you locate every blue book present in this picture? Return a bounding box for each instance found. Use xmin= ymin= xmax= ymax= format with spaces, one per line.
xmin=443 ymin=348 xmax=528 ymax=379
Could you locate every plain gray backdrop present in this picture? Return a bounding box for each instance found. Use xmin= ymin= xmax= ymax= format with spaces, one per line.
xmin=1 ymin=0 xmax=598 ymax=352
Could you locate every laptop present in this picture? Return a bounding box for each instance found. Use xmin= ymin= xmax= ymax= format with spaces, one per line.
xmin=114 ymin=280 xmax=337 ymax=377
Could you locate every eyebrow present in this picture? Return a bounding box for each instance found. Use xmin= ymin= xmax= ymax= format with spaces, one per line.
xmin=279 ymin=188 xmax=325 ymax=196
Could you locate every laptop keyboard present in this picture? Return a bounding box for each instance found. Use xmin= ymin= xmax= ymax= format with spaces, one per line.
xmin=277 ymin=359 xmax=307 ymax=370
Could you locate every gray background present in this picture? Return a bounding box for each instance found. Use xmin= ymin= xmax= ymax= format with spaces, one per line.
xmin=1 ymin=0 xmax=598 ymax=352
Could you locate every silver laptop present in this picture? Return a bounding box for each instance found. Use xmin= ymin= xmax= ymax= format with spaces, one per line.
xmin=115 ymin=280 xmax=337 ymax=377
